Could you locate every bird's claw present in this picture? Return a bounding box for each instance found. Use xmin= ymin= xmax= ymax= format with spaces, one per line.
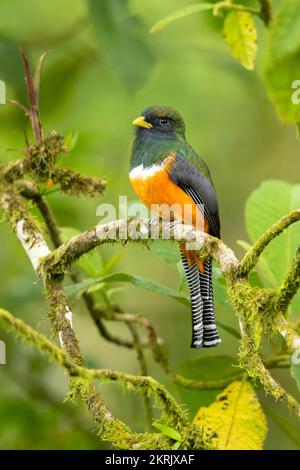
xmin=149 ymin=216 xmax=161 ymax=225
xmin=167 ymin=220 xmax=182 ymax=229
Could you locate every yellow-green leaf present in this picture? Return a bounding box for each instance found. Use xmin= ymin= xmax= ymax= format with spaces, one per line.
xmin=193 ymin=381 xmax=267 ymax=450
xmin=223 ymin=11 xmax=257 ymax=70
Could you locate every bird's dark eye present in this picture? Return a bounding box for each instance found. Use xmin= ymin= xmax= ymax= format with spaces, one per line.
xmin=159 ymin=117 xmax=169 ymax=126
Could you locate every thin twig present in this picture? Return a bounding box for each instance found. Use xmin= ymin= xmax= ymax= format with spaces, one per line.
xmin=127 ymin=323 xmax=153 ymax=426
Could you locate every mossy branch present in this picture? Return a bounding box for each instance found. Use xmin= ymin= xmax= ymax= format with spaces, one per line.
xmin=41 ymin=218 xmax=238 ymax=277
xmin=0 ymin=307 xmax=196 ymax=449
xmin=276 ymin=247 xmax=300 ymax=315
xmin=1 ymin=175 xmax=300 ymax=435
xmin=238 ymin=209 xmax=300 ymax=277
xmin=21 ymin=180 xmax=135 ymax=349
xmin=0 ymin=133 xmax=106 ymax=197
xmin=37 ymin=214 xmax=300 ymax=418
xmin=0 ymin=183 xmax=210 ymax=449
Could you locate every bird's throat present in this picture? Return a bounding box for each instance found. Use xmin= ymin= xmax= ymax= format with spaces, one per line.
xmin=130 ymin=131 xmax=179 ymax=170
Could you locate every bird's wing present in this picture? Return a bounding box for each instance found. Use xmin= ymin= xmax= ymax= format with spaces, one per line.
xmin=167 ymin=152 xmax=220 ymax=238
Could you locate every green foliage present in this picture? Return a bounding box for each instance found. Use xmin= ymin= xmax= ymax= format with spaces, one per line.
xmin=222 ymin=10 xmax=257 ymax=70
xmin=88 ymin=0 xmax=153 ymax=91
xmin=152 ymin=421 xmax=182 ymax=448
xmin=150 ymin=1 xmax=259 ymax=71
xmin=290 ymin=361 xmax=300 ymax=392
xmin=178 ymin=355 xmax=238 ymax=415
xmin=263 ymin=0 xmax=300 ymax=122
xmin=264 ymin=404 xmax=300 ymax=448
xmin=64 ymin=132 xmax=78 ymax=154
xmin=151 ymin=241 xmax=180 ymax=267
xmin=245 ymin=180 xmax=300 ymax=315
xmin=0 ymin=395 xmax=100 ymax=450
xmin=0 ymin=41 xmax=24 ymax=97
xmin=150 ymin=0 xmax=300 ymax=128
xmin=65 ymin=271 xmax=189 ymax=305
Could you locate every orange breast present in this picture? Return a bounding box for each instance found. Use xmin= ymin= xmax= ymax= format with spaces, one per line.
xmin=129 ymin=157 xmax=208 ymax=232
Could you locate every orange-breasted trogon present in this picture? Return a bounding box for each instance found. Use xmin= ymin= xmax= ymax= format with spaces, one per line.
xmin=129 ymin=106 xmax=221 ymax=349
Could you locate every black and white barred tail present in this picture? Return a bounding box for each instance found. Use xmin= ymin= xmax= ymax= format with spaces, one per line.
xmin=181 ymin=254 xmax=221 ymax=348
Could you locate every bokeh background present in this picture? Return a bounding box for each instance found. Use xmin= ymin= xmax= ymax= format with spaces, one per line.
xmin=0 ymin=0 xmax=299 ymax=449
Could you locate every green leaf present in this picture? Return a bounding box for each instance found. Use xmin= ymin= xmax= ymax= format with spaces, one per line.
xmin=248 ymin=270 xmax=264 ymax=288
xmin=65 ymin=272 xmax=190 ymax=305
xmin=178 ymin=355 xmax=238 ymax=416
xmin=264 ymin=404 xmax=300 ymax=448
xmin=88 ymin=0 xmax=153 ymax=91
xmin=217 ymin=319 xmax=240 ymax=339
xmin=290 ymin=361 xmax=300 ymax=392
xmin=222 ymin=11 xmax=257 ymax=70
xmin=245 ymin=180 xmax=300 ymax=316
xmin=213 ymin=272 xmax=229 ymax=307
xmin=0 ymin=40 xmax=25 ymax=97
xmin=64 ymin=132 xmax=78 ymax=153
xmin=102 ymin=251 xmax=124 ymax=275
xmin=194 ymin=381 xmax=267 ymax=450
xmin=263 ymin=0 xmax=300 ymax=122
xmin=151 ymin=241 xmax=180 ymax=267
xmin=150 ymin=2 xmax=214 ymax=34
xmin=78 ymin=251 xmax=104 ymax=278
xmin=238 ymin=239 xmax=274 ymax=288
xmin=152 ymin=421 xmax=181 ymax=442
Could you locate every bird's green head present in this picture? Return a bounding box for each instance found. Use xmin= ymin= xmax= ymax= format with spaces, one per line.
xmin=132 ymin=105 xmax=185 ymax=138
xmin=131 ymin=106 xmax=186 ymax=168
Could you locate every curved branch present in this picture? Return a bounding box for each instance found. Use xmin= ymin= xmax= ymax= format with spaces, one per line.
xmin=2 ymin=179 xmax=300 ymax=434
xmin=42 ymin=218 xmax=239 ymax=277
xmin=239 ymin=318 xmax=300 ymax=418
xmin=0 ymin=185 xmax=201 ymax=448
xmin=21 ymin=181 xmax=136 ymax=349
xmin=0 ymin=186 xmax=136 ymax=446
xmin=238 ymin=209 xmax=300 ymax=277
xmin=111 ymin=311 xmax=243 ymax=389
xmin=0 ymin=306 xmax=190 ymax=444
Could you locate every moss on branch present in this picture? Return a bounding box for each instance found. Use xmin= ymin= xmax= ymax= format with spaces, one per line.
xmin=0 ymin=306 xmax=210 ymax=450
xmin=276 ymin=247 xmax=300 ymax=315
xmin=238 ymin=209 xmax=300 ymax=278
xmin=41 ymin=218 xmax=238 ymax=277
xmin=0 ymin=131 xmax=106 ymax=197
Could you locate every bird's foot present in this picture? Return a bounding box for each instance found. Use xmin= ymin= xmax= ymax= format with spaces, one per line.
xmin=149 ymin=216 xmax=161 ymax=226
xmin=167 ymin=220 xmax=183 ymax=229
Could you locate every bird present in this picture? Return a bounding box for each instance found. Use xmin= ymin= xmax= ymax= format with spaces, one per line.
xmin=129 ymin=105 xmax=221 ymax=348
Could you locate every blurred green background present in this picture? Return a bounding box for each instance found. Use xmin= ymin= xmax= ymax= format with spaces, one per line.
xmin=0 ymin=0 xmax=299 ymax=449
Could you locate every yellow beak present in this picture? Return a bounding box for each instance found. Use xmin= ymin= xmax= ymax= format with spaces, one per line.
xmin=132 ymin=116 xmax=153 ymax=129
